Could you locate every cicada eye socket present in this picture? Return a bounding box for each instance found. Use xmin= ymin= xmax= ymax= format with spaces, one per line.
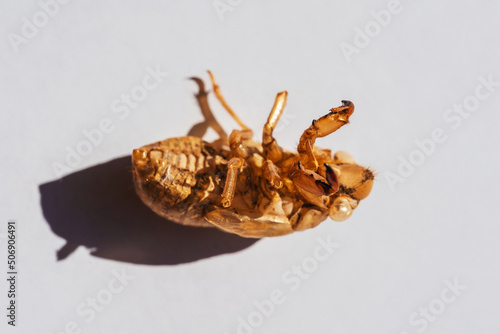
xmin=329 ymin=196 xmax=357 ymax=221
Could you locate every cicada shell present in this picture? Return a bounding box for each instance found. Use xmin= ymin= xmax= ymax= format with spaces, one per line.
xmin=132 ymin=72 xmax=374 ymax=238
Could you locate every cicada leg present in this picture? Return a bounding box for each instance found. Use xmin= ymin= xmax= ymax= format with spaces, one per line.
xmin=297 ymin=100 xmax=354 ymax=171
xmin=207 ymin=70 xmax=249 ymax=130
xmin=228 ymin=129 xmax=254 ymax=158
xmin=221 ymin=157 xmax=244 ymax=208
xmin=262 ymin=91 xmax=288 ymax=162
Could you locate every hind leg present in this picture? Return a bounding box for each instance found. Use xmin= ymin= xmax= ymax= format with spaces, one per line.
xmin=208 ymin=71 xmax=249 ymax=130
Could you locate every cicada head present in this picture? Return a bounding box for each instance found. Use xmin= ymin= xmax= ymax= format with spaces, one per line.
xmin=328 ymin=164 xmax=374 ymax=221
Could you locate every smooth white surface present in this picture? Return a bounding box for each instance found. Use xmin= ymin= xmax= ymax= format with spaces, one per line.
xmin=1 ymin=0 xmax=500 ymax=333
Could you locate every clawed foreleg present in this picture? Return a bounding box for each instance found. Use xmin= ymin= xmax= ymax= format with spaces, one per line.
xmin=297 ymin=100 xmax=354 ymax=170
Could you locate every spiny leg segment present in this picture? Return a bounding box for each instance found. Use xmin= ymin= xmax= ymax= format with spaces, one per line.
xmin=288 ymin=101 xmax=354 ymax=197
xmin=297 ymin=100 xmax=354 ymax=171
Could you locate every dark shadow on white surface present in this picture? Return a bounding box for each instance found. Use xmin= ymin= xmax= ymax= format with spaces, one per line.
xmin=39 ymin=156 xmax=259 ymax=265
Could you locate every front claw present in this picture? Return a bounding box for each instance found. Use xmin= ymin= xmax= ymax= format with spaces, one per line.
xmin=297 ymin=100 xmax=355 ymax=167
xmin=316 ymin=100 xmax=354 ymax=137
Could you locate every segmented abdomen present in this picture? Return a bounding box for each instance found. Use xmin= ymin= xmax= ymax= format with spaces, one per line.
xmin=132 ymin=136 xmax=227 ymax=226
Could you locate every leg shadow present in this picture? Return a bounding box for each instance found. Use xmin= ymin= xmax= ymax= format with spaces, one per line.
xmin=39 ymin=156 xmax=259 ymax=265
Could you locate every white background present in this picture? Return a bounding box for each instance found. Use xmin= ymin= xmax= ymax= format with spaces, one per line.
xmin=1 ymin=0 xmax=500 ymax=333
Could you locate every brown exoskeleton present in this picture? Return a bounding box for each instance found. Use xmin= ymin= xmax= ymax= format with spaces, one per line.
xmin=132 ymin=72 xmax=374 ymax=238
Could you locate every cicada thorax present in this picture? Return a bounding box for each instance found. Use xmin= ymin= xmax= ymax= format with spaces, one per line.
xmin=131 ymin=136 xmax=231 ymax=227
